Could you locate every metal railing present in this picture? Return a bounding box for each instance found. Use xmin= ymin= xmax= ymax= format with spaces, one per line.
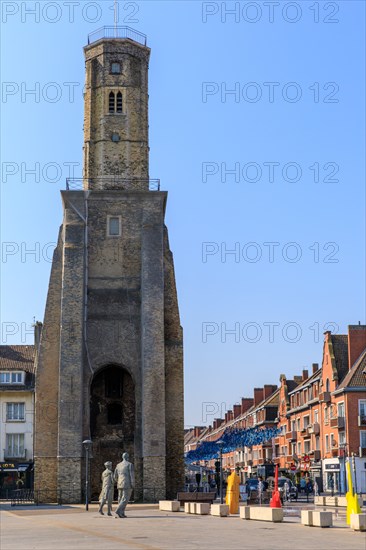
xmin=10 ymin=488 xmax=82 ymax=506
xmin=88 ymin=26 xmax=147 ymax=46
xmin=9 ymin=487 xmax=163 ymax=506
xmin=66 ymin=177 xmax=160 ymax=192
xmin=3 ymin=449 xmax=27 ymax=460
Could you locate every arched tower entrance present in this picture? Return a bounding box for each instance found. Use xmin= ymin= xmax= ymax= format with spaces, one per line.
xmin=89 ymin=366 xmax=135 ymax=499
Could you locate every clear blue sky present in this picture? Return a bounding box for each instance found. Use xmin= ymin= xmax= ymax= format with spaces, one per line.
xmin=1 ymin=1 xmax=365 ymax=428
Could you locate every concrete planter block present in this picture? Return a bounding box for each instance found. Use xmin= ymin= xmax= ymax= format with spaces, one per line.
xmin=184 ymin=503 xmax=197 ymax=514
xmin=350 ymin=514 xmax=366 ymax=531
xmin=240 ymin=507 xmax=283 ymax=523
xmin=211 ymin=504 xmax=229 ymax=517
xmin=336 ymin=497 xmax=347 ymax=507
xmin=326 ymin=497 xmax=337 ymax=507
xmin=301 ymin=510 xmax=313 ymax=526
xmin=314 ymin=496 xmax=325 ymax=506
xmin=195 ymin=503 xmax=210 ymax=515
xmin=159 ymin=500 xmax=180 ymax=512
xmin=312 ymin=511 xmax=333 ymax=527
xmin=239 ymin=506 xmax=251 ymax=520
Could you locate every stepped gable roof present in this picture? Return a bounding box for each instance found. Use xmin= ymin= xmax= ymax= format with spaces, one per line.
xmin=0 ymin=345 xmax=36 ymax=374
xmin=331 ymin=334 xmax=349 ymax=382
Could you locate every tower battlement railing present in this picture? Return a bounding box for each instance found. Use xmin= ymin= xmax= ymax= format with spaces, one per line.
xmin=87 ymin=26 xmax=147 ymax=46
xmin=66 ymin=177 xmax=160 ymax=191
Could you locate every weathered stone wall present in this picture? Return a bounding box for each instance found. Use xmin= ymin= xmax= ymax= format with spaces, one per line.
xmin=163 ymin=228 xmax=184 ymax=498
xmin=35 ymin=37 xmax=184 ymax=504
xmin=34 ymin=229 xmax=63 ymax=498
xmin=83 ymin=40 xmax=150 ymax=184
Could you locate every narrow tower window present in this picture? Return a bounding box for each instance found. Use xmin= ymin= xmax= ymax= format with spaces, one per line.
xmin=111 ymin=62 xmax=121 ymax=74
xmin=109 ymin=92 xmax=115 ymax=113
xmin=108 ymin=216 xmax=121 ymax=237
xmin=116 ymin=92 xmax=123 ymax=113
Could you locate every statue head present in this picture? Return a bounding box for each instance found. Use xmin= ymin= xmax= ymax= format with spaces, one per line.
xmin=122 ymin=452 xmax=129 ymax=461
xmin=104 ymin=461 xmax=112 ymax=469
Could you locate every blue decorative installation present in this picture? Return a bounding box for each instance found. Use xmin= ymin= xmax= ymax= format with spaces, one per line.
xmin=185 ymin=426 xmax=281 ymax=463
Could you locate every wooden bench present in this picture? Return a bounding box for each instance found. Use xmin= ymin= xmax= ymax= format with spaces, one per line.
xmin=177 ymin=492 xmax=216 ymax=505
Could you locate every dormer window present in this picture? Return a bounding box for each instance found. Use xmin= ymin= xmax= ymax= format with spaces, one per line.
xmin=0 ymin=371 xmax=24 ymax=384
xmin=111 ymin=62 xmax=121 ymax=74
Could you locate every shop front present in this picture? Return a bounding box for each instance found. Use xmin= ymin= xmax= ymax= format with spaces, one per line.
xmin=0 ymin=461 xmax=33 ymax=498
xmin=322 ymin=458 xmax=341 ymax=493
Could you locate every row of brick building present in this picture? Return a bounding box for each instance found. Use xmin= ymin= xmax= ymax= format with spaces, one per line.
xmin=184 ymin=325 xmax=366 ymax=493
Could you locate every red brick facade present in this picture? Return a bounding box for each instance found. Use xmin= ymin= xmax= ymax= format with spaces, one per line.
xmin=185 ymin=325 xmax=366 ymax=493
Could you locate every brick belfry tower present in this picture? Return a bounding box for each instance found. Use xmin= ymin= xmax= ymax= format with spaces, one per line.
xmin=34 ymin=27 xmax=184 ymax=502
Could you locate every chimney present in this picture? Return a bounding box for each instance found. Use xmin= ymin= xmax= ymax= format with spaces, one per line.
xmin=254 ymin=388 xmax=263 ymax=406
xmin=227 ymin=410 xmax=234 ymax=421
xmin=241 ymin=398 xmax=254 ymax=414
xmin=225 ymin=412 xmax=228 ymax=423
xmin=263 ymin=384 xmax=277 ymax=400
xmin=312 ymin=363 xmax=319 ymax=374
xmin=216 ymin=418 xmax=223 ymax=428
xmin=194 ymin=426 xmax=204 ymax=438
xmin=233 ymin=404 xmax=241 ymax=418
xmin=348 ymin=325 xmax=366 ymax=369
xmin=34 ymin=321 xmax=43 ymax=352
xmin=302 ymin=369 xmax=309 ymax=381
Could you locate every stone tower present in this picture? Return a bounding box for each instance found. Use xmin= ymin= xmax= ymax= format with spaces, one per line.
xmin=34 ymin=28 xmax=184 ymax=502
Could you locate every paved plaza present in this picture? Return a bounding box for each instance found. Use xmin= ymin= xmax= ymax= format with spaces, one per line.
xmin=1 ymin=503 xmax=365 ymax=550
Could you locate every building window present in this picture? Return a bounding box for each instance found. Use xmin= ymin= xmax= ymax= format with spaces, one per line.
xmin=314 ymin=409 xmax=319 ymax=424
xmin=116 ymin=91 xmax=123 ymax=113
xmin=108 ymin=90 xmax=123 ymax=114
xmin=359 ymin=400 xmax=366 ymax=425
xmin=325 ymin=434 xmax=330 ymax=452
xmin=0 ymin=372 xmax=23 ymax=384
xmin=297 ymin=442 xmax=301 ymax=455
xmin=5 ymin=434 xmax=25 ymax=458
xmin=326 ymin=378 xmax=330 ymax=392
xmin=303 ymin=415 xmax=310 ymax=429
xmin=304 ymin=440 xmax=311 ymax=454
xmin=107 ymin=403 xmax=122 ymax=425
xmin=360 ymin=431 xmax=366 ymax=449
xmin=107 ymin=216 xmax=121 ymax=237
xmin=324 ymin=406 xmax=329 ymax=424
xmin=315 ymin=436 xmax=320 ymax=450
xmin=105 ymin=368 xmax=123 ymax=398
xmin=296 ymin=418 xmax=300 ymax=431
xmin=337 ymin=402 xmax=345 ymax=418
xmin=6 ymin=402 xmax=25 ymax=421
xmin=339 ymin=431 xmax=346 ymax=447
xmin=291 ymin=443 xmax=296 ymax=455
xmin=111 ymin=62 xmax=121 ymax=74
xmin=109 ymin=91 xmax=115 ymax=113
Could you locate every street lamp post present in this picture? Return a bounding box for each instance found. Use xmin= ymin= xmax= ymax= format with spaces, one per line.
xmin=82 ymin=439 xmax=92 ymax=511
xmin=217 ymin=439 xmax=224 ymax=504
xmin=339 ymin=443 xmax=348 ymax=495
xmin=351 ymin=453 xmax=358 ymax=495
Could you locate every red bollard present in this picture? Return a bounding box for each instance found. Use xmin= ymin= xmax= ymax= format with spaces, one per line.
xmin=270 ymin=465 xmax=282 ymax=509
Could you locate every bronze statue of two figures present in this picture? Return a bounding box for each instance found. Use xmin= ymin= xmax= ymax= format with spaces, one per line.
xmin=99 ymin=453 xmax=134 ymax=518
